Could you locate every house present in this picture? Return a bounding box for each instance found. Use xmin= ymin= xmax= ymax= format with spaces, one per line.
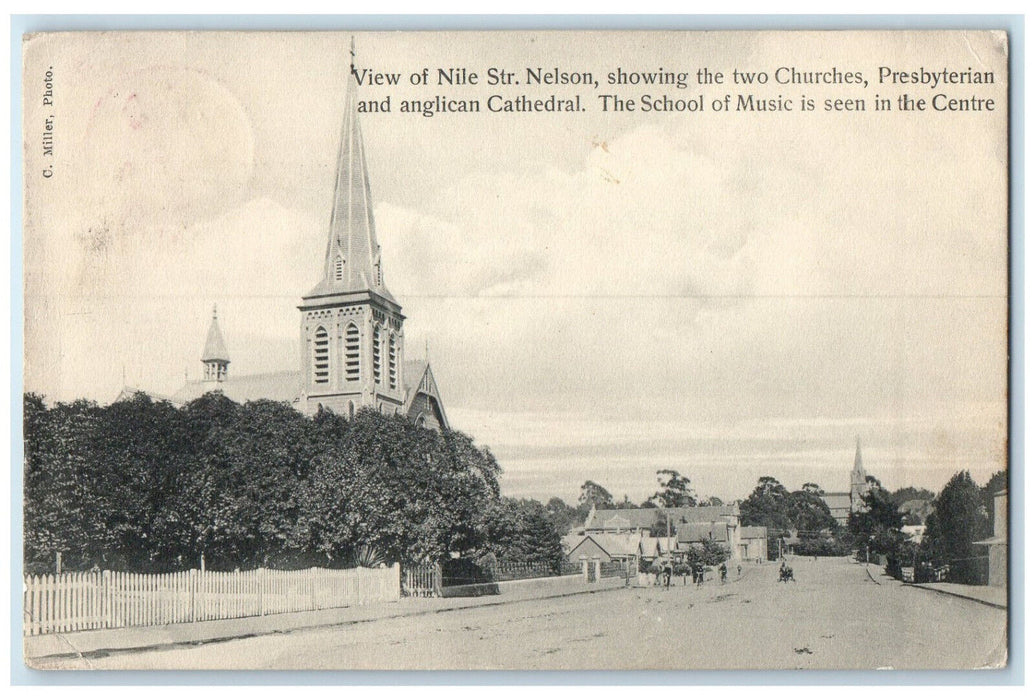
xmin=974 ymin=488 xmax=1007 ymax=587
xmin=675 ymin=519 xmax=744 ymax=561
xmin=738 ymin=526 xmax=768 ymax=561
xmin=898 ymin=499 xmax=934 ymax=525
xmin=638 ymin=536 xmax=676 ymax=561
xmin=901 ymin=524 xmax=925 ymax=544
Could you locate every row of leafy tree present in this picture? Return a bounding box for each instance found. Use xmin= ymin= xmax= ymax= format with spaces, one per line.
xmin=845 ymin=470 xmax=1004 ymax=584
xmin=24 ymin=393 xmax=564 ymax=575
xmin=735 ymin=469 xmax=1005 ymax=583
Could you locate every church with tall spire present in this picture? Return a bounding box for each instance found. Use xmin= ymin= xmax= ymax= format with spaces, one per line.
xmin=121 ymin=44 xmax=449 ymax=430
xmin=819 ymin=437 xmax=874 ymax=526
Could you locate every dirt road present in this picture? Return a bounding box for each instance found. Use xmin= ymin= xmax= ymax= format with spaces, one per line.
xmin=35 ymin=557 xmax=1006 ymax=670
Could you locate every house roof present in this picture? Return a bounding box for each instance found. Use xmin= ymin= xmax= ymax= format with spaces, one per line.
xmin=821 ymin=492 xmax=851 ymax=511
xmin=561 ymin=534 xmax=584 ymax=553
xmin=676 ymin=521 xmax=731 ymax=544
xmin=639 ymin=536 xmax=675 ymax=555
xmin=585 ymin=504 xmax=739 ymax=531
xmin=587 ymin=533 xmax=642 ymax=557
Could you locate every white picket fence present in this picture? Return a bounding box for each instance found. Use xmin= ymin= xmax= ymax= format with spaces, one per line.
xmin=23 ymin=564 xmax=400 ymax=637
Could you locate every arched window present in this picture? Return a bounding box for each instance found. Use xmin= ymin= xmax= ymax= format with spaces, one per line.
xmin=372 ymin=327 xmax=382 ymax=384
xmin=334 ymin=255 xmax=345 ymax=282
xmin=388 ymin=333 xmax=398 ymax=390
xmin=313 ymin=326 xmax=329 ymax=384
xmin=344 ymin=323 xmax=360 ymax=382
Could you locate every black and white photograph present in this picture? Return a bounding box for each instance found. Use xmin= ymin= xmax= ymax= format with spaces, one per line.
xmin=20 ymin=29 xmax=1009 ymax=671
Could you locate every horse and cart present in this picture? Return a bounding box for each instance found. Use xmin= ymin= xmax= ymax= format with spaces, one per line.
xmin=778 ymin=562 xmax=795 ymax=583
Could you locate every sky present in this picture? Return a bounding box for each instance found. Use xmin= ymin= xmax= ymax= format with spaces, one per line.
xmin=22 ymin=31 xmax=1008 ymax=504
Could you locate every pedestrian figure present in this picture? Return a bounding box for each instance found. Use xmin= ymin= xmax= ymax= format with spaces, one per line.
xmin=737 ymin=565 xmax=742 ymax=577
xmin=719 ymin=562 xmax=727 ymax=584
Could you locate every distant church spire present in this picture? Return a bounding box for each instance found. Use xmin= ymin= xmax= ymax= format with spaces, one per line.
xmin=849 ymin=436 xmax=870 ymax=512
xmin=853 ymin=436 xmax=864 ymax=475
xmin=306 ymin=39 xmax=394 ymax=302
xmin=202 ymin=304 xmax=229 ymax=382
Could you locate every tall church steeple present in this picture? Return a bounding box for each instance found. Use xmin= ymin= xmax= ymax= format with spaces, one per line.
xmin=298 ymin=40 xmax=406 ymax=417
xmin=850 ymin=436 xmax=870 ymax=512
xmin=202 ymin=304 xmax=229 ymax=383
xmin=306 ymin=37 xmax=394 ymax=303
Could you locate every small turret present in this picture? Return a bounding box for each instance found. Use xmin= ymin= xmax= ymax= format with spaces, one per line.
xmin=201 ymin=305 xmax=230 ymax=383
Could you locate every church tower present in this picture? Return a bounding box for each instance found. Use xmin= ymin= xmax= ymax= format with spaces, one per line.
xmin=849 ymin=436 xmax=870 ymax=512
xmin=298 ymin=44 xmax=406 ymax=417
xmin=201 ymin=304 xmax=229 ymax=385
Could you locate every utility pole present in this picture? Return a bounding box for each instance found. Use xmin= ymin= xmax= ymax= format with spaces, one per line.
xmin=667 ymin=511 xmax=672 ymax=556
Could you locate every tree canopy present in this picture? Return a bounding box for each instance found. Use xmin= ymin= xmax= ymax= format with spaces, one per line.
xmin=922 ymin=471 xmax=991 ymax=584
xmin=740 ymin=476 xmax=792 ymax=532
xmin=24 ymin=392 xmax=506 ymax=573
xmin=650 ymin=469 xmax=697 ymax=508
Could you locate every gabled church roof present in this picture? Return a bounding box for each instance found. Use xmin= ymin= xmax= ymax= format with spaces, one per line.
xmin=305 ymin=47 xmax=396 ymax=304
xmin=201 ymin=306 xmax=230 ymax=363
xmin=402 ymin=359 xmax=449 ymax=430
xmin=170 ymin=370 xmax=301 ymax=406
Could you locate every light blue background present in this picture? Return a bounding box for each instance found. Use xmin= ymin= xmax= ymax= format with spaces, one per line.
xmin=9 ymin=13 xmax=1024 ymax=686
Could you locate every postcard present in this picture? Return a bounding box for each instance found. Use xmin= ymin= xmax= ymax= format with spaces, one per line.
xmin=21 ymin=29 xmax=1009 ymax=671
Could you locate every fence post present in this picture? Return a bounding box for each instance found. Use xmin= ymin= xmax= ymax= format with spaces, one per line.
xmin=433 ymin=562 xmax=443 ymax=597
xmin=593 ymin=558 xmax=602 ymax=583
xmin=189 ymin=569 xmax=197 ymax=623
xmin=580 ymin=557 xmax=589 ymax=583
xmin=259 ymin=568 xmax=266 ymax=616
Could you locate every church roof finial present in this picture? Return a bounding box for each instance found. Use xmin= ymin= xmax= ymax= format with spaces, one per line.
xmin=305 ymin=37 xmax=395 ymax=303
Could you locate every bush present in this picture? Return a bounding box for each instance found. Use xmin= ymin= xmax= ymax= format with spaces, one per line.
xmin=441 ymin=556 xmax=496 ymax=587
xmin=795 ymin=536 xmax=852 ymax=557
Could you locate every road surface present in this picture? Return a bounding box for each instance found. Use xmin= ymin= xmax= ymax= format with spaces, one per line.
xmin=34 ymin=557 xmax=1006 ymax=670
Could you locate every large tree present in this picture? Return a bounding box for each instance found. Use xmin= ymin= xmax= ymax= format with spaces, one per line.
xmin=786 ymin=487 xmax=838 ymax=535
xmin=478 ymin=498 xmax=564 ymax=567
xmin=543 ymin=497 xmax=580 ymax=536
xmin=741 ymin=476 xmax=792 ymax=531
xmin=740 ymin=476 xmax=793 ymax=561
xmin=848 ymin=476 xmax=906 ymax=573
xmin=922 ymin=471 xmax=990 ymax=584
xmin=577 ymin=480 xmax=614 ymax=521
xmin=650 ymin=469 xmax=697 ymax=508
xmin=890 ymin=485 xmax=936 ymax=508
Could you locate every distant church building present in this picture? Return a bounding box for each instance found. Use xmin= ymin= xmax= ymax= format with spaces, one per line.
xmin=120 ymin=52 xmax=449 ymax=430
xmin=822 ymin=438 xmax=872 ymax=526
